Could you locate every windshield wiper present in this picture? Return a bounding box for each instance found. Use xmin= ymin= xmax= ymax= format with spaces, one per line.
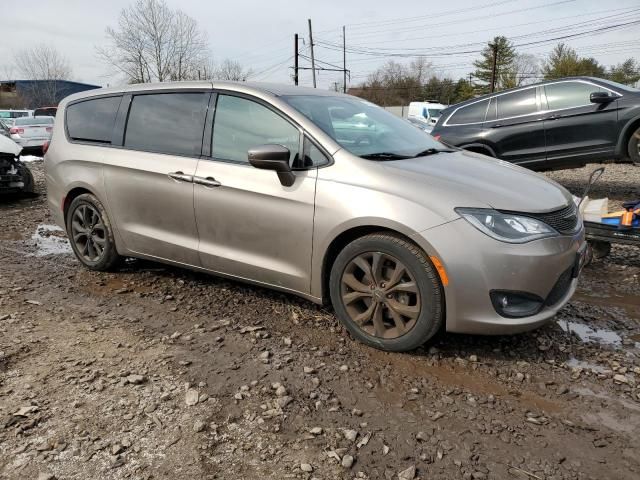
xmin=412 ymin=148 xmax=455 ymax=158
xmin=360 ymin=152 xmax=413 ymax=160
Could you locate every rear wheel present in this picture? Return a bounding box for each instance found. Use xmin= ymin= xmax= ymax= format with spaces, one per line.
xmin=330 ymin=233 xmax=444 ymax=352
xmin=628 ymin=126 xmax=640 ymax=166
xmin=66 ymin=193 xmax=121 ymax=271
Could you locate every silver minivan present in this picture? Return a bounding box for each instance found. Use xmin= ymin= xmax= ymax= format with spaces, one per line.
xmin=46 ymin=81 xmax=586 ymax=351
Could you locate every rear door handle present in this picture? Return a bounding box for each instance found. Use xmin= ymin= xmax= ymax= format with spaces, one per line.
xmin=193 ymin=176 xmax=222 ymax=188
xmin=168 ymin=171 xmax=193 ymax=183
xmin=545 ymin=114 xmax=561 ymax=121
xmin=490 ymin=123 xmax=503 ymax=129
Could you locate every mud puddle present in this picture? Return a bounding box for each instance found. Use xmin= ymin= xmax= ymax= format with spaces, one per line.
xmin=557 ymin=319 xmax=623 ymax=346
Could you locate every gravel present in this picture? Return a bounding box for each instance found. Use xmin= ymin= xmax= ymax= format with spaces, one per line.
xmin=0 ymin=160 xmax=638 ymax=479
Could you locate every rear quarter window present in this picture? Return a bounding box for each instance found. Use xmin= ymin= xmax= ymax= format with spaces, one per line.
xmin=446 ymin=99 xmax=489 ymax=125
xmin=66 ymin=96 xmax=122 ymax=143
xmin=496 ymin=89 xmax=537 ymax=118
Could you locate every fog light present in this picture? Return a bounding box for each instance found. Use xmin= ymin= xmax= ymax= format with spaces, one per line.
xmin=490 ymin=291 xmax=544 ymax=318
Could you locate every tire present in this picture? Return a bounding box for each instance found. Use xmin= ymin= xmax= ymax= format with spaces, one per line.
xmin=628 ymin=126 xmax=640 ymax=166
xmin=66 ymin=193 xmax=121 ymax=271
xmin=329 ymin=232 xmax=444 ymax=352
xmin=16 ymin=162 xmax=34 ymax=194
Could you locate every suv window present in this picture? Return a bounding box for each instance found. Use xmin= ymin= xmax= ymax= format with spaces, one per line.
xmin=544 ymin=81 xmax=603 ymax=110
xmin=496 ymin=89 xmax=537 ymax=119
xmin=66 ymin=96 xmax=121 ymax=143
xmin=124 ymin=92 xmax=209 ymax=156
xmin=447 ymin=99 xmax=488 ymax=125
xmin=212 ymin=95 xmax=300 ymax=164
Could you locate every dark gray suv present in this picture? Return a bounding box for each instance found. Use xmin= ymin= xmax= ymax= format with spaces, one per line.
xmin=431 ymin=77 xmax=640 ymax=170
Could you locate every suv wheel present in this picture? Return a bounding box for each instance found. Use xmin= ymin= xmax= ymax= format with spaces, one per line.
xmin=330 ymin=232 xmax=444 ymax=352
xmin=66 ymin=193 xmax=121 ymax=271
xmin=629 ymin=126 xmax=640 ymax=166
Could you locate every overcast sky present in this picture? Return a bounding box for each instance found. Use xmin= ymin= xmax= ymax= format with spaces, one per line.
xmin=1 ymin=0 xmax=638 ymax=89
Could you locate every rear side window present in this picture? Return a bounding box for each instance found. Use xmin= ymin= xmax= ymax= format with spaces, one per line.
xmin=496 ymin=89 xmax=537 ymax=119
xmin=66 ymin=96 xmax=121 ymax=143
xmin=125 ymin=92 xmax=209 ymax=156
xmin=447 ymin=100 xmax=488 ymax=125
xmin=544 ymin=81 xmax=603 ymax=110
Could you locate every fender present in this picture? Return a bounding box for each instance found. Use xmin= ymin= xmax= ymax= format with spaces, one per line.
xmin=459 ymin=142 xmax=497 ymax=158
xmin=616 ymin=114 xmax=640 ymax=157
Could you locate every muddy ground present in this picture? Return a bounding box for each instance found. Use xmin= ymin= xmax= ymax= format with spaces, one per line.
xmin=0 ymin=161 xmax=639 ymax=480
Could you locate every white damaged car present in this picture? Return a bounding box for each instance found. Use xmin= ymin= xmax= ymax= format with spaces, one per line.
xmin=0 ymin=135 xmax=34 ymax=194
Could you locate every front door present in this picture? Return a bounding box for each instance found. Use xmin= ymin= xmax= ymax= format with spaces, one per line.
xmin=543 ymin=80 xmax=619 ymax=167
xmin=103 ymin=91 xmax=210 ymax=266
xmin=193 ymin=93 xmax=318 ymax=294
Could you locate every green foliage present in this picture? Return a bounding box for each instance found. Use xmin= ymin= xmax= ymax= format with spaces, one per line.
xmin=543 ymin=43 xmax=606 ymax=79
xmin=609 ymin=58 xmax=640 ymax=85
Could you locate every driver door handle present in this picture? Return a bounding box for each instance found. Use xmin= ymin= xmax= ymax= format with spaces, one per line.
xmin=168 ymin=171 xmax=193 ymax=183
xmin=193 ymin=176 xmax=222 ymax=188
xmin=545 ymin=114 xmax=561 ymax=121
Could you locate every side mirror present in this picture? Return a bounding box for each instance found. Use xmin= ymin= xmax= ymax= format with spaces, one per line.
xmin=248 ymin=144 xmax=295 ymax=187
xmin=590 ymin=91 xmax=613 ymax=104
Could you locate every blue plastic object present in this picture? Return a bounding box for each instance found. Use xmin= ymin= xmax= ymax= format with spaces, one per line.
xmin=601 ymin=217 xmax=640 ymax=228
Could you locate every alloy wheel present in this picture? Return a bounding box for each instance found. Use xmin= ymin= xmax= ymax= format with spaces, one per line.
xmin=71 ymin=204 xmax=107 ymax=262
xmin=340 ymin=251 xmax=421 ymax=339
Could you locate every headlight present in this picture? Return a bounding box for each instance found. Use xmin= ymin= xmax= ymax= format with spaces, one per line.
xmin=455 ymin=208 xmax=558 ymax=243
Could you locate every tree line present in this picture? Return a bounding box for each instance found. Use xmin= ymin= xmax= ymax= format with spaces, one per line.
xmin=352 ymin=36 xmax=640 ymax=106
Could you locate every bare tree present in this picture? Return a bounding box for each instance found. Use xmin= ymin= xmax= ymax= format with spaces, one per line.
xmin=214 ymin=59 xmax=252 ymax=82
xmin=502 ymin=53 xmax=539 ymax=88
xmin=97 ymin=0 xmax=212 ymax=83
xmin=12 ymin=44 xmax=73 ymax=107
xmin=14 ymin=44 xmax=72 ymax=80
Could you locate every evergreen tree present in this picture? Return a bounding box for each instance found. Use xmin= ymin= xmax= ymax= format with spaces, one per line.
xmin=452 ymin=78 xmax=476 ymax=103
xmin=543 ymin=43 xmax=606 ymax=79
xmin=609 ymin=59 xmax=640 ymax=85
xmin=472 ymin=36 xmax=516 ymax=94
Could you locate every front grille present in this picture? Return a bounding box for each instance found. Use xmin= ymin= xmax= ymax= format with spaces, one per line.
xmin=518 ymin=203 xmax=579 ymax=234
xmin=545 ymin=266 xmax=573 ymax=306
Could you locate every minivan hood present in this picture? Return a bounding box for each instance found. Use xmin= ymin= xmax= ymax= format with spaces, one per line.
xmin=378 ymin=150 xmax=572 ymax=214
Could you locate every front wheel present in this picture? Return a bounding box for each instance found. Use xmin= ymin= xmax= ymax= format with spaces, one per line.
xmin=66 ymin=193 xmax=121 ymax=271
xmin=329 ymin=233 xmax=444 ymax=352
xmin=629 ymin=126 xmax=640 ymax=166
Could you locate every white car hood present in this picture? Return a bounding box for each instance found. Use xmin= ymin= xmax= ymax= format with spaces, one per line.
xmin=0 ymin=135 xmax=22 ymax=156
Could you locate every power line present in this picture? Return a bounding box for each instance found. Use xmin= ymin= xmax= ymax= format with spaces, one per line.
xmin=327 ymin=0 xmax=579 ymax=41
xmin=322 ymin=6 xmax=640 ymax=47
xmin=316 ymin=18 xmax=640 ymax=59
xmin=315 ymin=0 xmax=518 ymax=33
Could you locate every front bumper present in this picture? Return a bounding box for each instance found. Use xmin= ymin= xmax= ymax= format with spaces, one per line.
xmin=413 ymin=218 xmax=585 ymax=335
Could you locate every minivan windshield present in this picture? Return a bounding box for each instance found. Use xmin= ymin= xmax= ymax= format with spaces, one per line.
xmin=281 ymin=95 xmax=448 ymax=159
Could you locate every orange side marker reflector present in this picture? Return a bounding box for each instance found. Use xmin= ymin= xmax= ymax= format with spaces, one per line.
xmin=430 ymin=256 xmax=449 ymax=287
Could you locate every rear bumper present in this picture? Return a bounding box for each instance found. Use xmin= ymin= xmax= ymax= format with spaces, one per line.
xmin=11 ymin=137 xmax=47 ymax=148
xmin=413 ymin=218 xmax=585 ymax=335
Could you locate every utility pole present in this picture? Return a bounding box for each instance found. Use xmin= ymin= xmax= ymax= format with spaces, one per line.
xmin=490 ymin=42 xmax=498 ymax=93
xmin=308 ymin=19 xmax=316 ymax=88
xmin=294 ymin=33 xmax=299 ymax=86
xmin=342 ymin=25 xmax=347 ymax=93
